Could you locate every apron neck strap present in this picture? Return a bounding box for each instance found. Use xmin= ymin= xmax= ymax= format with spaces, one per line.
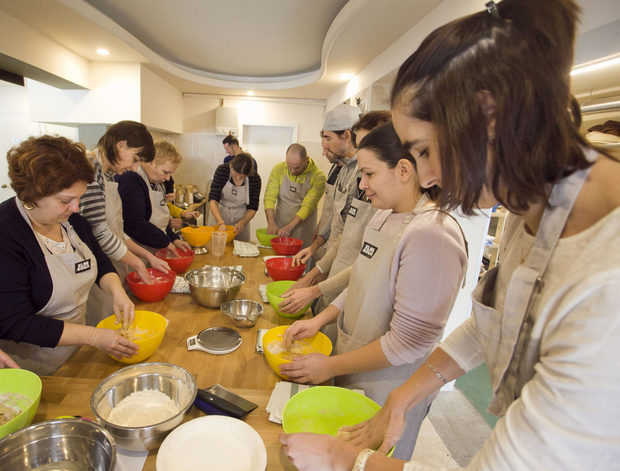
xmin=523 ymin=157 xmax=595 ymax=276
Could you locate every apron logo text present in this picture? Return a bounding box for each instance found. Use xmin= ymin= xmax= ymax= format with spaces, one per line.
xmin=289 ymin=186 xmax=297 ymax=193
xmin=348 ymin=206 xmax=358 ymax=217
xmin=75 ymin=259 xmax=91 ymax=274
xmin=232 ymin=188 xmax=237 ymax=195
xmin=360 ymin=242 xmax=378 ymax=259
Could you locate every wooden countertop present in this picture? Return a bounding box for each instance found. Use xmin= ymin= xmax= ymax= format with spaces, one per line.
xmin=36 ymin=244 xmax=304 ymax=471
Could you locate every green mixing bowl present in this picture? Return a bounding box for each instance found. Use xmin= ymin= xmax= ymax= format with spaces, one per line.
xmin=256 ymin=228 xmax=278 ymax=247
xmin=282 ymin=386 xmax=380 ymax=436
xmin=0 ymin=369 xmax=42 ymax=439
xmin=266 ymin=280 xmax=311 ymax=318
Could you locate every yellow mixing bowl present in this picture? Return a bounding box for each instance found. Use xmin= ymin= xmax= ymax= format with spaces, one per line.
xmin=262 ymin=325 xmax=332 ymax=380
xmin=181 ymin=226 xmax=213 ymax=246
xmin=96 ymin=310 xmax=168 ymax=364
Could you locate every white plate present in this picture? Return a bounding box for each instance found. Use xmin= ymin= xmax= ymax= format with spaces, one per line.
xmin=156 ymin=416 xmax=266 ymax=471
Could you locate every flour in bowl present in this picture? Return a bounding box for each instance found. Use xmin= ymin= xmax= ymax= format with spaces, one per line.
xmin=106 ymin=390 xmax=179 ymax=427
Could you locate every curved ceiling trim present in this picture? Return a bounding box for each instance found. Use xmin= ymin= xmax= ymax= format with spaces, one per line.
xmin=59 ymin=0 xmax=367 ymax=90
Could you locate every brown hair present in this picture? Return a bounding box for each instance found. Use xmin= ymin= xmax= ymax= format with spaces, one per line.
xmin=391 ymin=0 xmax=591 ymax=214
xmin=352 ymin=110 xmax=392 ymax=147
xmin=154 ymin=140 xmax=183 ymax=165
xmin=98 ymin=120 xmax=155 ymax=166
xmin=222 ymin=135 xmax=239 ymax=146
xmin=230 ymin=152 xmax=255 ymax=175
xmin=8 ymin=135 xmax=95 ymax=205
xmin=358 ymin=122 xmax=440 ymax=201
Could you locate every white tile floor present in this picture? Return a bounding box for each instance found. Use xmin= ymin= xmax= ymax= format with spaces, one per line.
xmin=410 ymin=390 xmax=491 ymax=467
xmin=411 ymin=418 xmax=460 ymax=467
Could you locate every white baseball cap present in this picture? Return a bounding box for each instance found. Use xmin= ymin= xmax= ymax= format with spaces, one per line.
xmin=322 ymin=104 xmax=362 ymax=131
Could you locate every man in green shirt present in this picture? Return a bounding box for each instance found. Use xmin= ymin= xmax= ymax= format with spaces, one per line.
xmin=264 ymin=144 xmax=326 ymax=248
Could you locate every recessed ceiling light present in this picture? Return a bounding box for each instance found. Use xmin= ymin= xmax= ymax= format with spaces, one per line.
xmin=96 ymin=48 xmax=110 ymax=56
xmin=339 ymin=73 xmax=354 ymax=81
xmin=246 ymin=91 xmax=255 ymax=96
xmin=571 ymin=55 xmax=620 ymax=76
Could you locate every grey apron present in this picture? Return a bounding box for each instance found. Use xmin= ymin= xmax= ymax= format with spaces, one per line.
xmin=0 ymin=201 xmax=97 ymax=375
xmin=274 ymin=172 xmax=316 ymax=248
xmin=314 ymin=164 xmax=339 ymax=261
xmin=322 ymin=158 xmax=359 ymax=255
xmin=86 ymin=176 xmax=129 ymax=326
xmin=471 ymin=151 xmax=595 ymax=416
xmin=135 ymin=165 xmax=170 ymax=252
xmin=313 ymin=197 xmax=378 ymax=317
xmin=334 ymin=209 xmax=435 ymax=460
xmin=207 ymin=177 xmax=251 ymax=241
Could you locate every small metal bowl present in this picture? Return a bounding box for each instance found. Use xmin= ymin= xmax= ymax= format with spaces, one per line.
xmin=184 ymin=266 xmax=246 ymax=308
xmin=0 ymin=418 xmax=116 ymax=470
xmin=90 ymin=362 xmax=197 ymax=451
xmin=221 ymin=299 xmax=263 ymax=327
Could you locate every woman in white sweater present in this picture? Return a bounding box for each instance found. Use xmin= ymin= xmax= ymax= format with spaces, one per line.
xmin=280 ymin=0 xmax=620 ymax=470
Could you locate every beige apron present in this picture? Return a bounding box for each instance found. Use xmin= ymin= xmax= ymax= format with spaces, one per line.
xmin=334 ymin=209 xmax=435 ymax=460
xmin=471 ymin=152 xmax=595 ymax=416
xmin=135 ymin=165 xmax=170 ymax=251
xmin=85 ymin=176 xmax=130 ymax=326
xmin=322 ymin=158 xmax=360 ymax=255
xmin=314 ymin=197 xmax=378 ymax=315
xmin=207 ymin=177 xmax=251 ymax=241
xmin=315 ymin=164 xmax=339 ymax=260
xmin=274 ymin=172 xmax=316 ymax=248
xmin=0 ymin=202 xmax=97 ymax=375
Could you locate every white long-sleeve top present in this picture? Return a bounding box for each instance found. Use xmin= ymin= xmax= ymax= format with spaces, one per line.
xmin=405 ymin=207 xmax=620 ymax=471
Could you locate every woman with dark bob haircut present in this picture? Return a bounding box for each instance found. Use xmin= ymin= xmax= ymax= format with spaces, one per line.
xmin=208 ymin=152 xmax=261 ymax=241
xmin=79 ymin=120 xmax=171 ymax=326
xmin=0 ymin=135 xmax=138 ymax=375
xmin=279 ymin=123 xmax=467 ymax=459
xmin=280 ymin=0 xmax=620 ymax=470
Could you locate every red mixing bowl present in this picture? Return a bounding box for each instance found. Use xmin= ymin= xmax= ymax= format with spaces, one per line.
xmin=155 ymin=248 xmax=194 ymax=274
xmin=126 ymin=268 xmax=175 ymax=302
xmin=270 ymin=237 xmax=303 ymax=256
xmin=265 ymin=257 xmax=306 ymax=281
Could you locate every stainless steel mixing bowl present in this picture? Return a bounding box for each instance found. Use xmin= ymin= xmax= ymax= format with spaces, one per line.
xmin=221 ymin=299 xmax=263 ymax=327
xmin=90 ymin=362 xmax=197 ymax=452
xmin=184 ymin=266 xmax=246 ymax=308
xmin=0 ymin=418 xmax=116 ymax=470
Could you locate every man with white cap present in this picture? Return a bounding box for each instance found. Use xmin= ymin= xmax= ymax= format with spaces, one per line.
xmin=294 ymin=103 xmax=361 ymax=265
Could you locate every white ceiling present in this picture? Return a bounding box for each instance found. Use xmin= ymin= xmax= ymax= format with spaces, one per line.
xmin=1 ymin=0 xmax=619 ymax=103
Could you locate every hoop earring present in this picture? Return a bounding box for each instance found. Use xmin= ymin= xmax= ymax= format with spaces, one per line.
xmin=23 ymin=202 xmax=35 ymax=210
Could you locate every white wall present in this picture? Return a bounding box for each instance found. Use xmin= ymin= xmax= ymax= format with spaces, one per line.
xmin=0 ymin=82 xmax=78 ymax=201
xmin=26 ymin=63 xmax=141 ymax=125
xmin=140 ymin=65 xmax=184 ymax=133
xmin=0 ymin=10 xmax=89 ymax=89
xmin=327 ymin=0 xmax=481 ymax=110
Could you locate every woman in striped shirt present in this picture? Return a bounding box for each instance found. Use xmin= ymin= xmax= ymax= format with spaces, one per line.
xmin=79 ymin=121 xmax=170 ymax=325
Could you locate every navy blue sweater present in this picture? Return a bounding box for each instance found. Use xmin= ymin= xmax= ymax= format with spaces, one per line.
xmin=116 ymin=170 xmax=179 ymax=249
xmin=0 ymin=197 xmax=115 ymax=347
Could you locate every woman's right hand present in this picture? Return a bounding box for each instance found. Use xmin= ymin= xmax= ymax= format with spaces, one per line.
xmin=91 ymin=328 xmax=139 ymax=359
xmin=134 ymin=261 xmax=153 ymax=284
xmin=280 ymin=286 xmax=320 ymax=314
xmin=283 ymin=318 xmax=320 ymax=347
xmin=146 ymin=254 xmax=171 ymax=275
xmin=339 ymin=388 xmax=409 ymax=455
xmin=293 ymin=246 xmax=314 ymax=266
xmin=0 ymin=348 xmax=20 ymax=368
